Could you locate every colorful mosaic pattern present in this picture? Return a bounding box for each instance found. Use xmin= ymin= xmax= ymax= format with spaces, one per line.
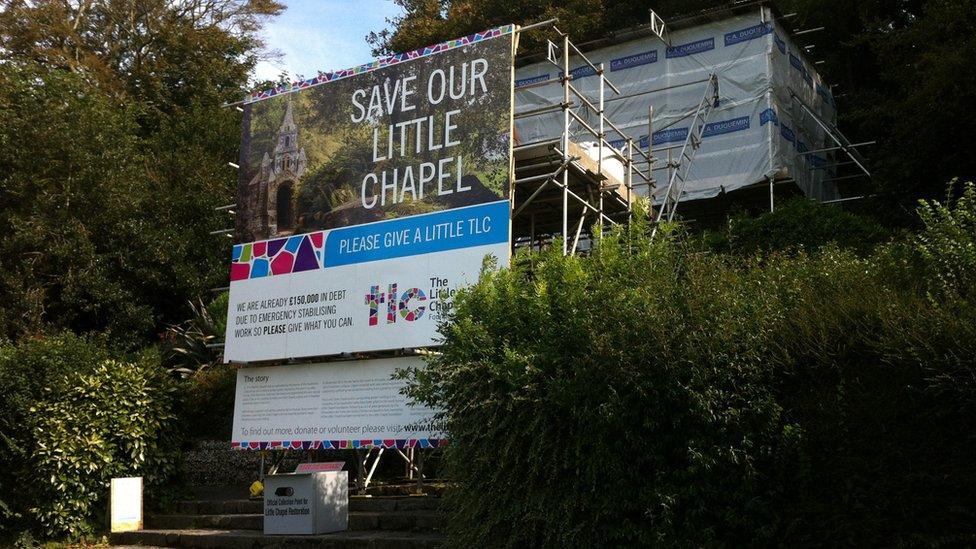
xmin=398 ymin=288 xmax=427 ymax=321
xmin=243 ymin=24 xmax=515 ymax=105
xmin=364 ymin=285 xmax=384 ymax=326
xmin=231 ymin=232 xmax=324 ymax=281
xmin=386 ymin=283 xmax=398 ymax=324
xmin=232 ymin=439 xmax=448 ymax=451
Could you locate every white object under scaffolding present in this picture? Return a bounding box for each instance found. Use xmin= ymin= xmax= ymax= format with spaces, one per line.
xmin=653 ymin=74 xmax=720 ymax=229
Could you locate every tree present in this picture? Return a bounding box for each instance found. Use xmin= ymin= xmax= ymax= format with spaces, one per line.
xmin=0 ymin=0 xmax=283 ymax=120
xmin=780 ymin=0 xmax=976 ymax=206
xmin=368 ymin=0 xmax=731 ymax=55
xmin=0 ymin=64 xmax=153 ymax=343
xmin=0 ymin=1 xmax=284 ymax=345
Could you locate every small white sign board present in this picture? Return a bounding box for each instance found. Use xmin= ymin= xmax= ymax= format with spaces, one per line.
xmin=110 ymin=477 xmax=143 ymax=532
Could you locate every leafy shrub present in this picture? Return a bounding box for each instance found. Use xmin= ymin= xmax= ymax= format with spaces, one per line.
xmin=914 ymin=180 xmax=976 ymax=303
xmin=180 ymin=363 xmax=239 ymax=441
xmin=163 ymin=293 xmax=228 ymax=378
xmin=0 ymin=335 xmax=180 ymax=541
xmin=704 ymin=197 xmax=891 ymax=255
xmin=0 ymin=334 xmax=111 ymax=535
xmin=404 ymin=188 xmax=976 ymax=546
xmin=406 ymin=217 xmax=792 ymax=546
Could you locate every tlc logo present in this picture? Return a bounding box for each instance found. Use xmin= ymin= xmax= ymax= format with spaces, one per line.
xmin=364 ymin=284 xmax=427 ymax=326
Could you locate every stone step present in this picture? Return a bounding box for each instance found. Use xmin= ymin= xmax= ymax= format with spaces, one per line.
xmin=147 ymin=510 xmax=444 ymax=532
xmin=148 ymin=514 xmax=263 ymax=530
xmin=172 ymin=499 xmax=263 ymax=515
xmin=349 ymin=496 xmax=442 ymax=513
xmin=110 ymin=528 xmax=444 ymax=548
xmin=348 ymin=511 xmax=444 ymax=532
xmin=172 ymin=496 xmax=441 ymax=516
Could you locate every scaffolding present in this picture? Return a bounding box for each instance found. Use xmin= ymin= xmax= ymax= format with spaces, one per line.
xmin=512 ymin=26 xmax=652 ymax=255
xmin=512 ymin=22 xmax=724 ymax=252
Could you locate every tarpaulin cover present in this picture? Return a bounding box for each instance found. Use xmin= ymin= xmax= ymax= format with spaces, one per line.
xmin=514 ymin=7 xmax=839 ymax=203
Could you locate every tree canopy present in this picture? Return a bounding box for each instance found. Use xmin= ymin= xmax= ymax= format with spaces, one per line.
xmin=0 ymin=0 xmax=282 ymax=345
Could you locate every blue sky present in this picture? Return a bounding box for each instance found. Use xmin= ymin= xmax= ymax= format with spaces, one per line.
xmin=253 ymin=0 xmax=405 ymax=83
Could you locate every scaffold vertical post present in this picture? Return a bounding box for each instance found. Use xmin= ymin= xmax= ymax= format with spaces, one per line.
xmin=598 ymin=62 xmax=606 ymax=236
xmin=530 ymin=214 xmax=536 ymax=250
xmin=627 ymin=138 xmax=633 ymax=223
xmin=667 ymin=146 xmax=673 ymax=202
xmin=648 ymin=105 xmax=654 ymax=188
xmin=415 ymin=449 xmax=425 ymax=495
xmin=355 ymin=448 xmax=366 ymax=495
xmin=561 ymin=32 xmax=570 ymax=256
xmin=406 ymin=446 xmax=414 ymax=480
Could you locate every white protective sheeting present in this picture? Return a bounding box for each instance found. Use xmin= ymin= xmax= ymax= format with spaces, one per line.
xmin=514 ymin=7 xmax=839 ymax=203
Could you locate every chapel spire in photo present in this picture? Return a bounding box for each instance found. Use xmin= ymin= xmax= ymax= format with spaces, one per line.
xmin=243 ymin=98 xmax=308 ymax=240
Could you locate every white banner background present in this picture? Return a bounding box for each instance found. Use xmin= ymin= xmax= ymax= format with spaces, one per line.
xmin=231 ymin=357 xmax=443 ymax=449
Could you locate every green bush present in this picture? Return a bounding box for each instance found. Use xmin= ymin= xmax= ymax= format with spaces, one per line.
xmin=0 ymin=335 xmax=181 ymax=541
xmin=914 ymin=180 xmax=976 ymax=303
xmin=404 ymin=188 xmax=976 ymax=546
xmin=0 ymin=334 xmax=111 ymax=534
xmin=163 ymin=293 xmax=228 ymax=378
xmin=180 ymin=363 xmax=239 ymax=441
xmin=703 ymin=197 xmax=892 ymax=255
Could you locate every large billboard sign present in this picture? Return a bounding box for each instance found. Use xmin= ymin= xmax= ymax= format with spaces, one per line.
xmin=225 ymin=26 xmax=515 ymax=362
xmin=231 ymin=357 xmax=444 ymax=450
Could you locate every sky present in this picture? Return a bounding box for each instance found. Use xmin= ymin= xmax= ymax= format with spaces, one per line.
xmin=252 ymin=0 xmax=405 ymax=83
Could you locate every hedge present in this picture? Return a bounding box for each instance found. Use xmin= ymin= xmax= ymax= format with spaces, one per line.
xmin=0 ymin=335 xmax=181 ymax=542
xmin=403 ymin=184 xmax=976 ymax=546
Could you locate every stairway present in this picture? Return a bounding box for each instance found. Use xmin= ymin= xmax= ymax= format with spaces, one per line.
xmin=110 ymin=495 xmax=445 ymax=548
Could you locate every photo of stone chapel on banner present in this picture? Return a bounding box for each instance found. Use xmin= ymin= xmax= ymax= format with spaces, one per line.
xmin=224 ymin=26 xmax=515 ymax=363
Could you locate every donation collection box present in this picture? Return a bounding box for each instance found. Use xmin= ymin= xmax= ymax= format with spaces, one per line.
xmin=263 ymin=471 xmax=348 ymax=535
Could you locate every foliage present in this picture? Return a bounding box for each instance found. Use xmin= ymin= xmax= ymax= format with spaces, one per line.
xmin=913 ymin=180 xmax=976 ymax=303
xmin=368 ymin=0 xmax=721 ymax=56
xmin=163 ymin=293 xmax=228 ymax=378
xmin=0 ymin=3 xmax=284 ymax=537
xmin=180 ymin=363 xmax=240 ymax=441
xmin=0 ymin=335 xmax=181 ymax=541
xmin=700 ymin=197 xmax=892 ymax=255
xmin=0 ymin=64 xmax=151 ymax=344
xmin=780 ymin=0 xmax=976 ymax=205
xmin=0 ymin=60 xmax=238 ymax=347
xmin=0 ymin=333 xmax=112 ymax=535
xmin=403 ymin=187 xmax=976 ymax=546
xmin=29 ymin=355 xmax=181 ymax=539
xmin=0 ymin=0 xmax=283 ymax=348
xmin=0 ymin=0 xmax=283 ymax=120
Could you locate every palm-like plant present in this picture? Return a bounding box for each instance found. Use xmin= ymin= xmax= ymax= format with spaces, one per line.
xmin=163 ymin=293 xmax=228 ymax=377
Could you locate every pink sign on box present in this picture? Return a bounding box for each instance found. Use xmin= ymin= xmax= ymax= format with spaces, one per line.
xmin=295 ymin=462 xmax=345 ymax=473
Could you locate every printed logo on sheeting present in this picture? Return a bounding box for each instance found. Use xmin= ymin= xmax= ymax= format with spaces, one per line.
xmin=515 ymin=73 xmax=550 ymax=88
xmin=724 ymin=23 xmax=773 ymax=46
xmin=702 ymin=116 xmax=751 ymax=137
xmin=225 ymin=26 xmax=515 ymax=362
xmin=666 ymin=37 xmax=715 ymax=58
xmin=610 ymin=50 xmax=658 ymax=72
